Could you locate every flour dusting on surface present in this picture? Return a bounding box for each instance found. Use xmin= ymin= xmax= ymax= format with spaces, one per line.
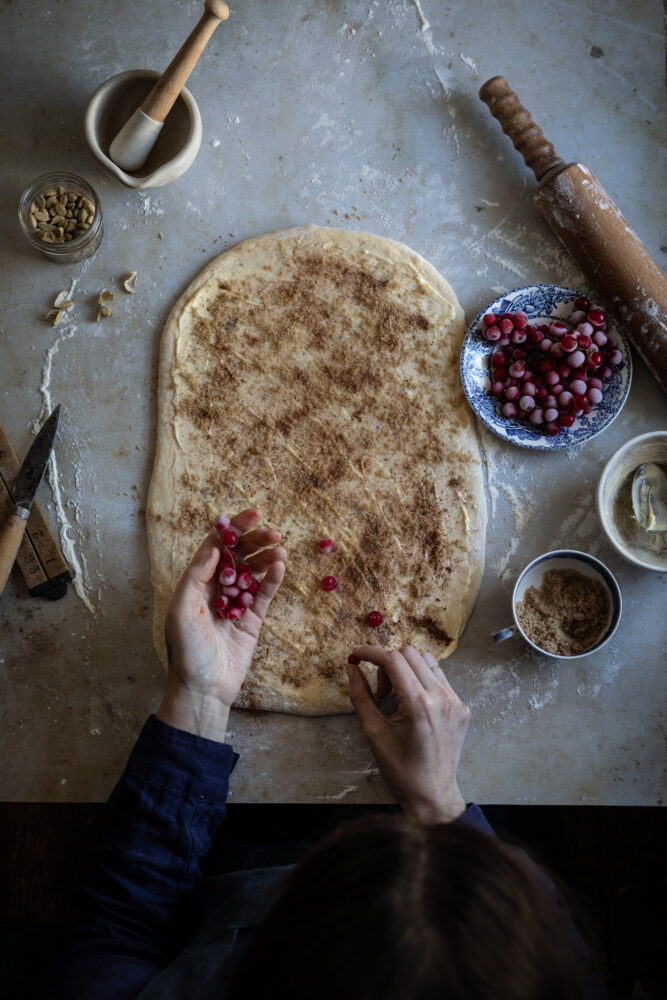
xmin=35 ymin=317 xmax=96 ymax=614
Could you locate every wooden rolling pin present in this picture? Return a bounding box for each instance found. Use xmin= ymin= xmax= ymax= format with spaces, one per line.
xmin=110 ymin=0 xmax=230 ymax=172
xmin=479 ymin=76 xmax=667 ymax=395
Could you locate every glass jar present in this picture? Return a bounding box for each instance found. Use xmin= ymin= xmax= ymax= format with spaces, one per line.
xmin=18 ymin=172 xmax=103 ymax=263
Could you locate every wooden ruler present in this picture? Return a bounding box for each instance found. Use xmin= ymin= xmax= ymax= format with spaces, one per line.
xmin=0 ymin=423 xmax=71 ymax=599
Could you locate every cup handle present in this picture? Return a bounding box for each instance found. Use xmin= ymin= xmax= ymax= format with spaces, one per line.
xmin=493 ymin=626 xmax=516 ymax=643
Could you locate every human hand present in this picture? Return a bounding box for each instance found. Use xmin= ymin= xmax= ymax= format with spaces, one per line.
xmin=157 ymin=508 xmax=286 ymax=741
xmin=347 ymin=646 xmax=470 ymax=824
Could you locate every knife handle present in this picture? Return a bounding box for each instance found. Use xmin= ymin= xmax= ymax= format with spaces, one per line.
xmin=0 ymin=507 xmax=29 ymax=596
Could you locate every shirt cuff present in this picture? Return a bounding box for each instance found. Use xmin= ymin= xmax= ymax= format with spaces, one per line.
xmin=454 ymin=803 xmax=496 ymax=837
xmin=122 ymin=715 xmax=240 ymax=804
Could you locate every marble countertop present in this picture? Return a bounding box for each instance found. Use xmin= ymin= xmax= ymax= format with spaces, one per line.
xmin=1 ymin=0 xmax=665 ymax=804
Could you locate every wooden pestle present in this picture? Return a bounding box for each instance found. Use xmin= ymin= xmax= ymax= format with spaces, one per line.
xmin=479 ymin=76 xmax=667 ymax=395
xmin=109 ymin=0 xmax=229 ymax=172
xmin=141 ymin=0 xmax=229 ymax=124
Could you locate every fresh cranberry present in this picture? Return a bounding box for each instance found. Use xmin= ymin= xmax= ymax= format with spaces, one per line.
xmin=319 ymin=538 xmax=335 ymax=552
xmin=367 ymin=610 xmax=383 ymax=628
xmin=221 ymin=529 xmax=239 ymax=548
xmin=499 ymin=317 xmax=513 ymax=335
xmin=483 ymin=313 xmax=498 ymax=327
xmin=322 ymin=576 xmax=337 ymax=591
xmin=588 ymin=308 xmax=606 ymax=327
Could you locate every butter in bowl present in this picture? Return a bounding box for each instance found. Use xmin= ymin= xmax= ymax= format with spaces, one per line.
xmin=597 ymin=431 xmax=667 ymax=573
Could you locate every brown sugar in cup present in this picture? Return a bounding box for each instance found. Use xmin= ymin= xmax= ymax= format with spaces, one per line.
xmin=493 ymin=550 xmax=622 ymax=659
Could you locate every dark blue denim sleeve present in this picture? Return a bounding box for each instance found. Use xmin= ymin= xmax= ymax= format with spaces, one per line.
xmin=38 ymin=715 xmax=238 ymax=1000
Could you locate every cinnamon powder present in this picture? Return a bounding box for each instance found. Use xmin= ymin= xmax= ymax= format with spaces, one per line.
xmin=516 ymin=568 xmax=611 ymax=656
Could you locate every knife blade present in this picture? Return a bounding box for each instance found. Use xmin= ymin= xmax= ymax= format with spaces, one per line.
xmin=0 ymin=405 xmax=60 ymax=596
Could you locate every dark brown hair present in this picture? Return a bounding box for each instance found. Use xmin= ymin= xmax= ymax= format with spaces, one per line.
xmin=227 ymin=815 xmax=587 ymax=999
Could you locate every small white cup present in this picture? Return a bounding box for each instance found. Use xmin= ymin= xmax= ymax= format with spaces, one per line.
xmin=493 ymin=549 xmax=622 ymax=659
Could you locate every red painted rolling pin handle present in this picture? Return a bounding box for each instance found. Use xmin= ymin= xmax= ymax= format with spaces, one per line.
xmin=479 ymin=75 xmax=667 ymax=396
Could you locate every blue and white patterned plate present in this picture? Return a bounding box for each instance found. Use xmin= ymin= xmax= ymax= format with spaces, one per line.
xmin=460 ymin=284 xmax=632 ymax=450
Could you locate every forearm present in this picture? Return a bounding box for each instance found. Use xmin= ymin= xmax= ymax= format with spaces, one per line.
xmin=157 ymin=680 xmax=231 ymax=742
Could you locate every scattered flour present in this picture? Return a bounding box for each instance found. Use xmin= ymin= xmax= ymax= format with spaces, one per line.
xmin=35 ymin=306 xmax=96 ymax=614
xmin=458 ymin=53 xmax=478 ymax=72
xmin=316 ymin=784 xmax=359 ymax=800
xmin=410 ymin=0 xmax=437 ymax=54
xmin=135 ymin=193 xmax=164 ymax=217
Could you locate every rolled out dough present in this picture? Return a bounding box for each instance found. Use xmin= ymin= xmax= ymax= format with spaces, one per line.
xmin=147 ymin=225 xmax=486 ymax=714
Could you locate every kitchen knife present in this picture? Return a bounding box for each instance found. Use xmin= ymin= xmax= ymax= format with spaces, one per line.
xmin=0 ymin=405 xmax=60 ymax=597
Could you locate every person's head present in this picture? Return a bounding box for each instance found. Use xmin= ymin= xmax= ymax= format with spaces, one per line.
xmin=228 ymin=815 xmax=586 ymax=1000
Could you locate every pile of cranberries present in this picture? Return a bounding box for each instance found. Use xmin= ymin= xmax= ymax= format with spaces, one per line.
xmin=481 ymin=298 xmax=621 ymax=436
xmin=213 ymin=514 xmax=260 ymax=622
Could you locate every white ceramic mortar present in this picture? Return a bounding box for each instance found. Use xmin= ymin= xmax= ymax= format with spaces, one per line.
xmin=84 ymin=70 xmax=202 ymax=189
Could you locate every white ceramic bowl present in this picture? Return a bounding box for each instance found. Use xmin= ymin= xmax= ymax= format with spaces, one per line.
xmin=493 ymin=549 xmax=622 ymax=658
xmin=85 ymin=70 xmax=202 ymax=189
xmin=597 ymin=431 xmax=667 ymax=572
